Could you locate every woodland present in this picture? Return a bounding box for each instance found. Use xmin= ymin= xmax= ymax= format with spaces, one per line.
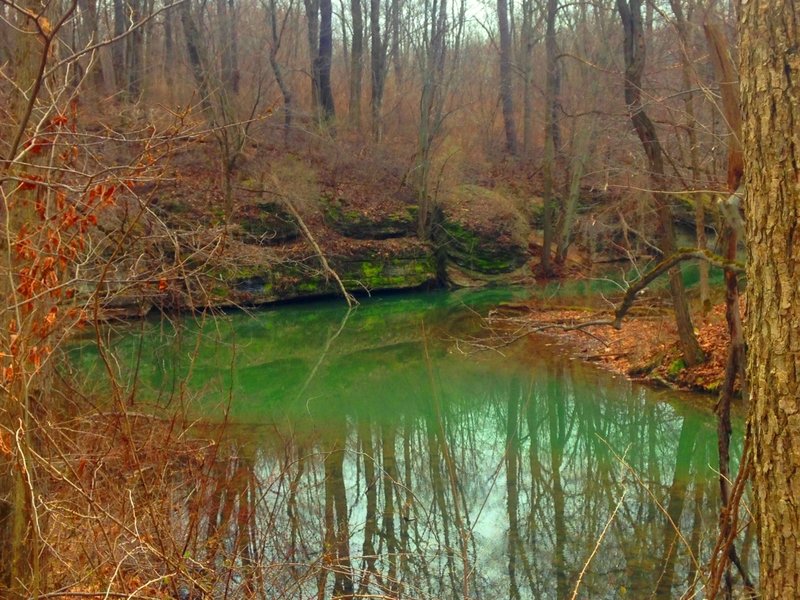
xmin=0 ymin=0 xmax=798 ymax=597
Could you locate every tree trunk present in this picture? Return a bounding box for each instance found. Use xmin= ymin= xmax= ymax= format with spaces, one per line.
xmin=180 ymin=1 xmax=212 ymax=115
xmin=163 ymin=5 xmax=175 ymax=93
xmin=556 ymin=116 xmax=594 ymax=264
xmin=349 ymin=0 xmax=363 ymax=126
xmin=370 ymin=0 xmax=386 ymax=141
xmin=703 ymin=20 xmax=752 ymax=596
xmin=390 ymin=0 xmax=401 ymax=82
xmin=497 ymin=0 xmax=517 ymax=154
xmin=616 ymin=0 xmax=704 ymax=366
xmin=126 ymin=0 xmax=144 ymax=98
xmin=740 ymin=0 xmax=800 ymax=595
xmin=76 ymin=0 xmax=103 ymax=90
xmin=670 ymin=0 xmax=709 ymax=313
xmin=217 ymin=0 xmax=240 ymax=93
xmin=268 ymin=0 xmax=294 ymax=141
xmin=540 ymin=0 xmax=560 ymax=275
xmin=520 ymin=0 xmax=534 ymax=155
xmin=112 ymin=0 xmax=125 ymax=89
xmin=303 ymin=0 xmax=320 ymax=109
xmin=316 ymin=0 xmax=335 ymax=120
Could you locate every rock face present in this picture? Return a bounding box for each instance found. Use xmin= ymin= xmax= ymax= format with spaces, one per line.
xmin=235 ymin=201 xmax=299 ymax=244
xmin=112 ymin=166 xmax=538 ymax=315
xmin=323 ymin=196 xmax=417 ymax=239
xmin=207 ymin=238 xmax=436 ymax=306
xmin=437 ymin=185 xmax=531 ymax=284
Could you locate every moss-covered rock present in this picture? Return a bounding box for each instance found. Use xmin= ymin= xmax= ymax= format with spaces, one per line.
xmin=323 ymin=196 xmax=417 ymax=240
xmin=235 ymin=201 xmax=299 ymax=244
xmin=207 ymin=239 xmax=436 ymax=305
xmin=668 ymin=192 xmax=719 ymax=231
xmin=437 ymin=185 xmax=531 ymax=278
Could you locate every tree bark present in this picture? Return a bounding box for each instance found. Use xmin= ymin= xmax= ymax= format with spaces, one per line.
xmin=540 ymin=0 xmax=560 ymax=275
xmin=616 ymin=0 xmax=704 ymax=366
xmin=740 ymin=0 xmax=800 ymax=595
xmin=520 ymin=0 xmax=534 ymax=155
xmin=316 ymin=0 xmax=335 ymax=120
xmin=370 ymin=0 xmax=386 ymax=141
xmin=497 ymin=0 xmax=518 ymax=154
xmin=390 ymin=0 xmax=401 ymax=82
xmin=112 ymin=0 xmax=125 ymax=88
xmin=180 ymin=1 xmax=212 ymax=115
xmin=163 ymin=4 xmax=175 ymax=92
xmin=268 ymin=0 xmax=294 ymax=141
xmin=217 ymin=0 xmax=240 ymax=93
xmin=670 ymin=0 xmax=709 ymax=312
xmin=126 ymin=0 xmax=144 ymax=97
xmin=704 ymin=21 xmax=751 ymax=595
xmin=349 ymin=0 xmax=363 ymax=125
xmin=303 ymin=0 xmax=320 ymax=109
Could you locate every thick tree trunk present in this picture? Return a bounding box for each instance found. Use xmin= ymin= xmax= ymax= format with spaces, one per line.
xmin=316 ymin=0 xmax=335 ymax=120
xmin=349 ymin=0 xmax=363 ymax=126
xmin=370 ymin=0 xmax=386 ymax=141
xmin=497 ymin=0 xmax=517 ymax=155
xmin=217 ymin=0 xmax=239 ymax=93
xmin=616 ymin=0 xmax=704 ymax=366
xmin=740 ymin=0 xmax=800 ymax=595
xmin=180 ymin=1 xmax=212 ymax=115
xmin=303 ymin=0 xmax=320 ymax=109
xmin=703 ymin=21 xmax=751 ymax=595
xmin=390 ymin=0 xmax=401 ymax=82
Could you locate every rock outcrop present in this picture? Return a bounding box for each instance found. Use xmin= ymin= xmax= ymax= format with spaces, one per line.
xmin=437 ymin=185 xmax=532 ymax=285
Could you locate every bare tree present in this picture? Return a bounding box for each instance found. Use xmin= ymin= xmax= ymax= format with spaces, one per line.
xmin=370 ymin=0 xmax=387 ymax=140
xmin=348 ymin=0 xmax=363 ymax=125
xmin=616 ymin=0 xmax=704 ymax=366
xmin=497 ymin=0 xmax=518 ymax=154
xmin=316 ymin=0 xmax=336 ymax=120
xmin=266 ymin=0 xmax=296 ymax=140
xmin=540 ymin=0 xmax=561 ymax=274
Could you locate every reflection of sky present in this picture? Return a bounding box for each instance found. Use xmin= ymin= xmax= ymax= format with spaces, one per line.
xmin=73 ymin=290 xmax=750 ymax=598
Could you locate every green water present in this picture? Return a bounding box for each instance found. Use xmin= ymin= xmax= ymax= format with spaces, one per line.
xmin=531 ymin=262 xmax=726 ymax=306
xmin=72 ymin=289 xmax=750 ymax=599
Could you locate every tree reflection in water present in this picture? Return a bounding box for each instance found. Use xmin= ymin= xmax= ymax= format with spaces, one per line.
xmin=72 ymin=293 xmax=750 ymax=598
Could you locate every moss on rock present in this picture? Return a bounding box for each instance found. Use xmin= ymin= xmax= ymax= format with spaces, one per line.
xmin=235 ymin=201 xmax=299 ymax=244
xmin=437 ymin=185 xmax=531 ymax=277
xmin=323 ymin=196 xmax=417 ymax=239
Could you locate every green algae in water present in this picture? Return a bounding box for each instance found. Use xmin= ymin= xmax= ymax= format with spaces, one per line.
xmin=70 ymin=289 xmax=751 ymax=599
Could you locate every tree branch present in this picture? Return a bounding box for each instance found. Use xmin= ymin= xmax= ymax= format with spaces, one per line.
xmin=613 ymin=249 xmax=743 ymax=328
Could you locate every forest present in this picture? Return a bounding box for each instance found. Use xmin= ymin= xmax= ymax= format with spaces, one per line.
xmin=0 ymin=0 xmax=798 ymax=597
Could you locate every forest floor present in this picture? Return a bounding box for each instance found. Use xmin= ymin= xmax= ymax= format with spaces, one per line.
xmin=493 ymin=292 xmax=739 ymax=397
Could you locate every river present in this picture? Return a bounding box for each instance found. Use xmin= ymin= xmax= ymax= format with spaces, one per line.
xmin=71 ymin=288 xmax=751 ymax=599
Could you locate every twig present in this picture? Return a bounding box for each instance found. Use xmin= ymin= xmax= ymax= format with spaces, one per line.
xmin=276 ymin=183 xmax=356 ymax=308
xmin=569 ymin=488 xmax=628 ymax=600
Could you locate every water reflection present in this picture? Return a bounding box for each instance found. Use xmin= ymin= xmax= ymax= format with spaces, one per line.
xmin=74 ymin=291 xmax=747 ymax=598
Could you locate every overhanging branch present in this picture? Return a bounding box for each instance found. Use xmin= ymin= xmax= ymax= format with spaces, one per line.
xmin=613 ymin=249 xmax=744 ymax=329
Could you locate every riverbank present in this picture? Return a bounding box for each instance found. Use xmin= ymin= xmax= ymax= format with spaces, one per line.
xmin=492 ymin=295 xmax=739 ymax=396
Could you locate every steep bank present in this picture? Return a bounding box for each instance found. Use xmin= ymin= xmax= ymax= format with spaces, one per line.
xmin=99 ymin=146 xmax=547 ymax=315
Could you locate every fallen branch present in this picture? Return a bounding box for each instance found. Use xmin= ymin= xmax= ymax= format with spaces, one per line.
xmin=272 ymin=179 xmax=357 ymax=308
